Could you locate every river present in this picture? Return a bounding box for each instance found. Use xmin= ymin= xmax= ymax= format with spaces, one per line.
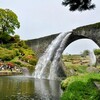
xmin=0 ymin=76 xmax=62 ymax=100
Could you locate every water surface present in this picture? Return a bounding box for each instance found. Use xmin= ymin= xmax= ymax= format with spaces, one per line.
xmin=0 ymin=76 xmax=61 ymax=100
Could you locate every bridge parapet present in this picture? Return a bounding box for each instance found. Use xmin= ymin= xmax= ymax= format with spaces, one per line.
xmin=26 ymin=22 xmax=100 ymax=58
xmin=72 ymin=22 xmax=100 ymax=46
xmin=26 ymin=33 xmax=59 ymax=58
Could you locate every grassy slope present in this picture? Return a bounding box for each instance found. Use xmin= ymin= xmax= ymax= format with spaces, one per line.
xmin=62 ymin=55 xmax=90 ymax=76
xmin=0 ymin=42 xmax=38 ymax=73
xmin=61 ymin=73 xmax=100 ymax=100
xmin=61 ymin=55 xmax=100 ymax=100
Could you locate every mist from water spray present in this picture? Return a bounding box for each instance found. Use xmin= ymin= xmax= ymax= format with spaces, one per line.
xmin=21 ymin=67 xmax=30 ymax=76
xmin=89 ymin=50 xmax=96 ymax=66
xmin=48 ymin=33 xmax=72 ymax=79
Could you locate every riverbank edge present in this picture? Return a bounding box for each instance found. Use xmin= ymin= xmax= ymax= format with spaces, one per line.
xmin=0 ymin=71 xmax=22 ymax=76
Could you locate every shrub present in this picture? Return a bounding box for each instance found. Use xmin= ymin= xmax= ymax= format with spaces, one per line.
xmin=29 ymin=59 xmax=37 ymax=65
xmin=61 ymin=81 xmax=100 ymax=100
xmin=17 ymin=40 xmax=28 ymax=49
xmin=12 ymin=61 xmax=21 ymax=65
xmin=21 ymin=55 xmax=37 ymax=66
xmin=94 ymin=49 xmax=100 ymax=55
xmin=61 ymin=73 xmax=100 ymax=100
xmin=0 ymin=42 xmax=37 ymax=67
xmin=0 ymin=48 xmax=17 ymax=61
xmin=13 ymin=35 xmax=20 ymax=42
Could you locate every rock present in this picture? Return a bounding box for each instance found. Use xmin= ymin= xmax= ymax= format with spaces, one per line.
xmin=56 ymin=59 xmax=67 ymax=78
xmin=94 ymin=81 xmax=100 ymax=90
xmin=86 ymin=67 xmax=100 ymax=73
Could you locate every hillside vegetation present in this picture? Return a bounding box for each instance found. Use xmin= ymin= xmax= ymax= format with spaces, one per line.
xmin=0 ymin=8 xmax=37 ymax=74
xmin=0 ymin=38 xmax=37 ymax=74
xmin=61 ymin=54 xmax=100 ymax=100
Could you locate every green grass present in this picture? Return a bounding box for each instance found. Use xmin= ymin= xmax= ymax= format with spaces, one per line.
xmin=64 ymin=60 xmax=89 ymax=77
xmin=61 ymin=55 xmax=100 ymax=100
xmin=10 ymin=55 xmax=35 ymax=74
xmin=10 ymin=56 xmax=19 ymax=62
xmin=61 ymin=73 xmax=100 ymax=100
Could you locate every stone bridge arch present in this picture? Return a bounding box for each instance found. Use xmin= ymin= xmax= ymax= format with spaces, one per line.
xmin=26 ymin=22 xmax=100 ymax=58
xmin=27 ymin=22 xmax=100 ymax=79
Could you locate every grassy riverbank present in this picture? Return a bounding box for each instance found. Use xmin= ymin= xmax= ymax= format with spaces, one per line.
xmin=61 ymin=55 xmax=100 ymax=100
xmin=0 ymin=70 xmax=22 ymax=76
xmin=61 ymin=73 xmax=100 ymax=100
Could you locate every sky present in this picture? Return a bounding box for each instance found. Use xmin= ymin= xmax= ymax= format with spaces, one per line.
xmin=0 ymin=0 xmax=99 ymax=54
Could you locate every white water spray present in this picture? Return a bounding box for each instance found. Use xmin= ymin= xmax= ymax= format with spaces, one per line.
xmin=89 ymin=50 xmax=96 ymax=66
xmin=33 ymin=32 xmax=72 ymax=80
xmin=21 ymin=67 xmax=30 ymax=76
xmin=48 ymin=33 xmax=72 ymax=79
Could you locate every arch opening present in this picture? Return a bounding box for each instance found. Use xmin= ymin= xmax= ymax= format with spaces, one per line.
xmin=62 ymin=39 xmax=100 ymax=77
xmin=33 ymin=32 xmax=100 ymax=80
xmin=63 ymin=39 xmax=99 ymax=54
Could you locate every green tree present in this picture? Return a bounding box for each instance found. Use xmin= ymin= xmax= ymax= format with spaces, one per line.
xmin=0 ymin=8 xmax=20 ymax=43
xmin=94 ymin=49 xmax=100 ymax=55
xmin=94 ymin=49 xmax=100 ymax=66
xmin=13 ymin=35 xmax=20 ymax=43
xmin=62 ymin=0 xmax=95 ymax=11
xmin=81 ymin=50 xmax=89 ymax=57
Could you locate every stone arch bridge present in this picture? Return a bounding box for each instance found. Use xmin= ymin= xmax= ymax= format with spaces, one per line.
xmin=26 ymin=22 xmax=100 ymax=58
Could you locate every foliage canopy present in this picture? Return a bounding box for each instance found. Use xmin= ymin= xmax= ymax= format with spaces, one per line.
xmin=0 ymin=8 xmax=20 ymax=43
xmin=62 ymin=0 xmax=95 ymax=11
xmin=94 ymin=49 xmax=100 ymax=55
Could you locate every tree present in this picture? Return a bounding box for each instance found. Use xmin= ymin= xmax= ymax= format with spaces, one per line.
xmin=81 ymin=50 xmax=89 ymax=57
xmin=0 ymin=8 xmax=20 ymax=43
xmin=13 ymin=35 xmax=20 ymax=42
xmin=62 ymin=0 xmax=95 ymax=11
xmin=94 ymin=49 xmax=100 ymax=55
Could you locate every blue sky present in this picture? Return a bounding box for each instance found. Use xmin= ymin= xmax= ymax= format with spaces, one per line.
xmin=0 ymin=0 xmax=99 ymax=54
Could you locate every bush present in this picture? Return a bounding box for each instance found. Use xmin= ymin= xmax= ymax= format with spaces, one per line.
xmin=12 ymin=61 xmax=21 ymax=65
xmin=21 ymin=55 xmax=37 ymax=66
xmin=17 ymin=41 xmax=28 ymax=49
xmin=13 ymin=35 xmax=20 ymax=42
xmin=61 ymin=73 xmax=100 ymax=100
xmin=29 ymin=59 xmax=37 ymax=65
xmin=61 ymin=81 xmax=100 ymax=100
xmin=0 ymin=42 xmax=37 ymax=68
xmin=0 ymin=47 xmax=17 ymax=61
xmin=94 ymin=49 xmax=100 ymax=55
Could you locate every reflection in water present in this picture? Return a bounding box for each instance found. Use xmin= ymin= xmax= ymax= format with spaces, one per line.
xmin=34 ymin=79 xmax=61 ymax=100
xmin=0 ymin=76 xmax=61 ymax=100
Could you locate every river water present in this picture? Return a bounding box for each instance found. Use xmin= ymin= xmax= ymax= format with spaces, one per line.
xmin=0 ymin=76 xmax=61 ymax=100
